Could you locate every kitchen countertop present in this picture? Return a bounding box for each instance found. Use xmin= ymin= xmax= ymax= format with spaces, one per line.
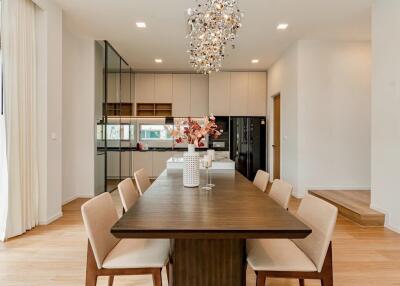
xmin=167 ymin=156 xmax=235 ymax=170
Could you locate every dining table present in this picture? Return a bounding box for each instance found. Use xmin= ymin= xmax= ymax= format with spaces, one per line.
xmin=111 ymin=169 xmax=311 ymax=286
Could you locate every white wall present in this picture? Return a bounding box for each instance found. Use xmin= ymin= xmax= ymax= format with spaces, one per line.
xmin=33 ymin=0 xmax=63 ymax=224
xmin=268 ymin=40 xmax=371 ymax=197
xmin=297 ymin=41 xmax=371 ymax=196
xmin=267 ymin=43 xmax=299 ymax=192
xmin=371 ymin=0 xmax=400 ymax=232
xmin=62 ymin=25 xmax=96 ymax=204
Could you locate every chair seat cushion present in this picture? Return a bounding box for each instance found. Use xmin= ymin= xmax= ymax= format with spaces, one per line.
xmin=247 ymin=239 xmax=317 ymax=272
xmin=102 ymin=239 xmax=169 ymax=269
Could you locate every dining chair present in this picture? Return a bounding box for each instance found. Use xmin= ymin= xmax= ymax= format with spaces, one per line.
xmin=247 ymin=194 xmax=338 ymax=286
xmin=81 ymin=192 xmax=170 ymax=286
xmin=118 ymin=178 xmax=140 ymax=213
xmin=134 ymin=168 xmax=152 ymax=196
xmin=253 ymin=170 xmax=270 ymax=192
xmin=268 ymin=179 xmax=293 ymax=210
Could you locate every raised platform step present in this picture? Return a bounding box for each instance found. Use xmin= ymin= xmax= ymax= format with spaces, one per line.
xmin=309 ymin=190 xmax=385 ymax=227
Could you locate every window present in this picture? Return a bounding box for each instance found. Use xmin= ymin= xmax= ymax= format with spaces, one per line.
xmin=139 ymin=124 xmax=173 ymax=141
xmin=99 ymin=124 xmax=134 ymax=141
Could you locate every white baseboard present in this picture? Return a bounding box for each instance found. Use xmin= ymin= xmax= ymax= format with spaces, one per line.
xmin=369 ymin=204 xmax=400 ymax=234
xmin=39 ymin=211 xmax=63 ymax=225
xmin=307 ymin=186 xmax=370 ymax=191
xmin=62 ymin=194 xmax=94 ymax=206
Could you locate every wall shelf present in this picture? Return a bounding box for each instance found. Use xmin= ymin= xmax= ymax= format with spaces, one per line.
xmin=136 ymin=103 xmax=172 ymax=117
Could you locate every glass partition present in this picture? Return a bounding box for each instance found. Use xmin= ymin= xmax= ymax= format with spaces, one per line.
xmin=95 ymin=41 xmax=134 ymax=193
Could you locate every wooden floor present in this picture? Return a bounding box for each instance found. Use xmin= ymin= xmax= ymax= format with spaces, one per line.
xmin=309 ymin=190 xmax=385 ymax=226
xmin=0 ymin=192 xmax=400 ymax=286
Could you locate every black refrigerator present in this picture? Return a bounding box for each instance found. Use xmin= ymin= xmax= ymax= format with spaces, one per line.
xmin=230 ymin=117 xmax=267 ymax=181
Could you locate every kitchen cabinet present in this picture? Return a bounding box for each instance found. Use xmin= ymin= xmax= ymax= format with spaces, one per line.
xmin=230 ymin=72 xmax=249 ymax=116
xmin=106 ymin=151 xmax=120 ymax=178
xmin=135 ymin=73 xmax=154 ymax=103
xmin=248 ymin=72 xmax=267 ymax=116
xmin=172 ymin=74 xmax=191 ymax=117
xmin=133 ymin=151 xmax=153 ymax=177
xmin=209 ymin=72 xmax=230 ymax=116
xmin=107 ymin=73 xmax=120 ymax=102
xmin=155 ymin=74 xmax=173 ymax=103
xmin=190 ymin=74 xmax=209 ymax=117
xmin=120 ymin=72 xmax=131 ymax=103
xmin=120 ymin=150 xmax=131 ymax=178
xmin=152 ymin=151 xmax=174 ymax=177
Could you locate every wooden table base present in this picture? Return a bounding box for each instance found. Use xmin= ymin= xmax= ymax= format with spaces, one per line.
xmin=171 ymin=239 xmax=246 ymax=286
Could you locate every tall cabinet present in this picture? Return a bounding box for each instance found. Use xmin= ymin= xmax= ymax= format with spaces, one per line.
xmin=209 ymin=72 xmax=267 ymax=116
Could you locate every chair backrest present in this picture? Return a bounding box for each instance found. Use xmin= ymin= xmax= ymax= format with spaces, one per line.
xmin=268 ymin=179 xmax=293 ymax=209
xmin=134 ymin=168 xmax=151 ymax=196
xmin=292 ymin=194 xmax=338 ymax=272
xmin=253 ymin=170 xmax=270 ymax=192
xmin=81 ymin=193 xmax=120 ymax=269
xmin=118 ymin=178 xmax=140 ymax=212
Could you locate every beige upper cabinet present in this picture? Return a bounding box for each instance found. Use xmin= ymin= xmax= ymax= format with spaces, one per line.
xmin=107 ymin=73 xmax=119 ymax=102
xmin=209 ymin=72 xmax=230 ymax=116
xmin=120 ymin=72 xmax=131 ymax=103
xmin=155 ymin=74 xmax=173 ymax=103
xmin=230 ymin=72 xmax=249 ymax=116
xmin=248 ymin=72 xmax=267 ymax=116
xmin=190 ymin=74 xmax=209 ymax=117
xmin=172 ymin=74 xmax=191 ymax=117
xmin=135 ymin=73 xmax=154 ymax=103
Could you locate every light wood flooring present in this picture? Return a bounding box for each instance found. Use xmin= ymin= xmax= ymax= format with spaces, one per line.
xmin=309 ymin=190 xmax=385 ymax=226
xmin=0 ymin=191 xmax=400 ymax=286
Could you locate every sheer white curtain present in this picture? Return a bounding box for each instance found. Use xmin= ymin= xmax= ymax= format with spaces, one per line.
xmin=0 ymin=0 xmax=39 ymax=241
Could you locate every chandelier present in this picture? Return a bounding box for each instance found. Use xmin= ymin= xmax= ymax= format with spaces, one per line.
xmin=187 ymin=0 xmax=243 ymax=74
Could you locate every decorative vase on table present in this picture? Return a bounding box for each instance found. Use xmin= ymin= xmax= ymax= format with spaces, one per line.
xmin=171 ymin=116 xmax=223 ymax=188
xmin=183 ymin=144 xmax=200 ymax=187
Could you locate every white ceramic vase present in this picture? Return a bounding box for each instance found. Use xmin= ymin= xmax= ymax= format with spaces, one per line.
xmin=183 ymin=144 xmax=200 ymax=187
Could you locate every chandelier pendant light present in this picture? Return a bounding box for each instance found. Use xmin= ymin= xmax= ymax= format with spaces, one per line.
xmin=187 ymin=0 xmax=243 ymax=74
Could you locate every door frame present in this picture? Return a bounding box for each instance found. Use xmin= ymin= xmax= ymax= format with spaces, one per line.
xmin=271 ymin=93 xmax=281 ymax=180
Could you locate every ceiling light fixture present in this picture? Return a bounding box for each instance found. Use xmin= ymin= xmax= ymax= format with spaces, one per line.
xmin=155 ymin=59 xmax=163 ymax=63
xmin=251 ymin=59 xmax=259 ymax=64
xmin=277 ymin=23 xmax=289 ymax=30
xmin=187 ymin=0 xmax=243 ymax=74
xmin=136 ymin=22 xmax=146 ymax=28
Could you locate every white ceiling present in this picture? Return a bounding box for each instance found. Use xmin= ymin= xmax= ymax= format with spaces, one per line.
xmin=54 ymin=0 xmax=373 ymax=72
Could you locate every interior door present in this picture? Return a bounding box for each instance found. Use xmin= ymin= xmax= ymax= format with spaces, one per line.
xmin=273 ymin=95 xmax=281 ymax=179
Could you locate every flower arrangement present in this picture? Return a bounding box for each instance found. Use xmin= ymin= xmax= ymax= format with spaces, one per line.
xmin=171 ymin=116 xmax=222 ymax=147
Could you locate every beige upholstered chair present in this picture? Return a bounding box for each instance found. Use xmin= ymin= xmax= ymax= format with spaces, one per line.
xmin=118 ymin=178 xmax=140 ymax=213
xmin=253 ymin=170 xmax=270 ymax=192
xmin=134 ymin=168 xmax=152 ymax=196
xmin=268 ymin=179 xmax=293 ymax=210
xmin=247 ymin=194 xmax=338 ymax=286
xmin=81 ymin=193 xmax=169 ymax=286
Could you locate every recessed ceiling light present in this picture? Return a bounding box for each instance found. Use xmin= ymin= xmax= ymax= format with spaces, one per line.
xmin=277 ymin=23 xmax=289 ymax=30
xmin=251 ymin=59 xmax=259 ymax=64
xmin=155 ymin=59 xmax=163 ymax=63
xmin=136 ymin=22 xmax=146 ymax=28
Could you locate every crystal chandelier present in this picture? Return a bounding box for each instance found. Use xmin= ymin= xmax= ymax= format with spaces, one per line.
xmin=187 ymin=0 xmax=243 ymax=74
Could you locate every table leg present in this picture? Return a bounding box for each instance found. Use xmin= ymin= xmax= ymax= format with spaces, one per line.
xmin=172 ymin=239 xmax=246 ymax=286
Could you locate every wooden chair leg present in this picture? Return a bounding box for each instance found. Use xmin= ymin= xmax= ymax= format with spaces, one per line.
xmin=299 ymin=278 xmax=305 ymax=286
xmin=85 ymin=242 xmax=98 ymax=286
xmin=256 ymin=271 xmax=266 ymax=286
xmin=108 ymin=276 xmax=114 ymax=286
xmin=152 ymin=268 xmax=162 ymax=286
xmin=321 ymin=242 xmax=333 ymax=286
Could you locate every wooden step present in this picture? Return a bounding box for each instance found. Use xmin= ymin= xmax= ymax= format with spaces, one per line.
xmin=309 ymin=190 xmax=385 ymax=227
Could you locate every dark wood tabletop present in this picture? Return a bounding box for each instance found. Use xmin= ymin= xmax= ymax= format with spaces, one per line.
xmin=111 ymin=169 xmax=311 ymax=239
